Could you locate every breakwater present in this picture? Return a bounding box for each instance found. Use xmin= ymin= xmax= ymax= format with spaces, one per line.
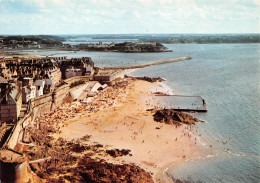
xmin=100 ymin=56 xmax=192 ymax=70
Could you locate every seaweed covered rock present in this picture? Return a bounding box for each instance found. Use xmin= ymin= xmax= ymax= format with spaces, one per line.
xmin=32 ymin=155 xmax=154 ymax=183
xmin=125 ymin=75 xmax=165 ymax=82
xmin=106 ymin=149 xmax=131 ymax=157
xmin=135 ymin=76 xmax=165 ymax=82
xmin=74 ymin=155 xmax=154 ymax=183
xmin=153 ymin=109 xmax=203 ymax=126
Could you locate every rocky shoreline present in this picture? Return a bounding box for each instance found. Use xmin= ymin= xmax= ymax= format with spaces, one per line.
xmin=25 ymin=128 xmax=153 ymax=182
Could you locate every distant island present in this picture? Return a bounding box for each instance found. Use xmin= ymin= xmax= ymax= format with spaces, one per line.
xmin=75 ymin=41 xmax=172 ymax=52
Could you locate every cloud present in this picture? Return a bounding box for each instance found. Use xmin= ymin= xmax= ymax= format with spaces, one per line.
xmin=0 ymin=0 xmax=259 ymax=34
xmin=254 ymin=0 xmax=260 ymax=6
xmin=0 ymin=17 xmax=8 ymax=23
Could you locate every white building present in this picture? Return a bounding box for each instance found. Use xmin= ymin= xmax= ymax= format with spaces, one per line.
xmin=86 ymin=64 xmax=94 ymax=74
xmin=35 ymin=79 xmax=45 ymax=97
xmin=44 ymin=78 xmax=53 ymax=93
xmin=22 ymin=85 xmax=36 ymax=103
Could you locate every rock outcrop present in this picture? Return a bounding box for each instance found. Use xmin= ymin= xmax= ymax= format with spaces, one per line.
xmin=154 ymin=109 xmax=203 ymax=126
xmin=125 ymin=75 xmax=165 ymax=82
xmin=106 ymin=149 xmax=131 ymax=157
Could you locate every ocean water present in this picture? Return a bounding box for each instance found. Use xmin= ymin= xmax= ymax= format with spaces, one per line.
xmin=132 ymin=44 xmax=260 ymax=183
xmin=5 ymin=43 xmax=260 ymax=183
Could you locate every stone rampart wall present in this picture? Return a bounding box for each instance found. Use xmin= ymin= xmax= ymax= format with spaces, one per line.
xmin=3 ymin=76 xmax=90 ymax=150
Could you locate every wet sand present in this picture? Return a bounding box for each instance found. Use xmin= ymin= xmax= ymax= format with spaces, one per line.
xmin=52 ymin=79 xmax=209 ymax=182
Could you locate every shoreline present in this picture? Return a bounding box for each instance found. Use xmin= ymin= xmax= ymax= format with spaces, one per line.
xmin=33 ymin=79 xmax=210 ymax=182
xmin=0 ymin=75 xmax=211 ymax=182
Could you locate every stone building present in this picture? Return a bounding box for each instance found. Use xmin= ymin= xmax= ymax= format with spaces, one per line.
xmin=0 ymin=56 xmax=96 ymax=123
xmin=22 ymin=77 xmax=33 ymax=87
xmin=46 ymin=67 xmax=62 ymax=86
xmin=35 ymin=79 xmax=45 ymax=97
xmin=22 ymin=85 xmax=36 ymax=103
xmin=0 ymin=81 xmax=22 ymax=123
xmin=93 ymin=70 xmax=124 ymax=86
xmin=58 ymin=57 xmax=94 ymax=79
xmin=65 ymin=68 xmax=82 ymax=79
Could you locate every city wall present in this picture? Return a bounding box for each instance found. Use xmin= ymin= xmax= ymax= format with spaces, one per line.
xmin=3 ymin=76 xmax=88 ymax=151
xmin=4 ymin=101 xmax=33 ymax=150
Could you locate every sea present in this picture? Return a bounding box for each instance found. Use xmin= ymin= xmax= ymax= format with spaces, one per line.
xmin=2 ymin=42 xmax=260 ymax=183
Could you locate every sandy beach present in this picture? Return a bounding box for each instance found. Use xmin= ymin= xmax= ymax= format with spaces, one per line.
xmin=45 ymin=79 xmax=210 ymax=182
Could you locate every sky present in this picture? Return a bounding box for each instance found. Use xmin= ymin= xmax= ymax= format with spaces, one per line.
xmin=0 ymin=0 xmax=259 ymax=35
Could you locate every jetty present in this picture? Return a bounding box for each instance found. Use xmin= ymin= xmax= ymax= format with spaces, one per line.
xmin=100 ymin=56 xmax=192 ymax=70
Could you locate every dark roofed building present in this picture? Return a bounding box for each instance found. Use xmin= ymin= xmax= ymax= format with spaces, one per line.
xmin=0 ymin=82 xmax=22 ymax=123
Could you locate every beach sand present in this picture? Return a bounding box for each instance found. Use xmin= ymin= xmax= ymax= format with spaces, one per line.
xmin=52 ymin=79 xmax=210 ymax=182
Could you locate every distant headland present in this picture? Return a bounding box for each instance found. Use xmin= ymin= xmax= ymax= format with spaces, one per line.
xmin=75 ymin=41 xmax=172 ymax=52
